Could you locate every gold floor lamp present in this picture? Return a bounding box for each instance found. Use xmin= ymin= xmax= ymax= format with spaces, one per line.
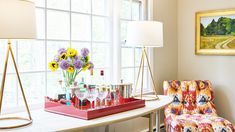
xmin=0 ymin=0 xmax=36 ymax=129
xmin=126 ymin=21 xmax=163 ymax=100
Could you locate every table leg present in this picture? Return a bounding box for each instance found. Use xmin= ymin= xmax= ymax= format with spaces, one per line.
xmin=156 ymin=110 xmax=160 ymax=132
xmin=105 ymin=125 xmax=109 ymax=132
xmin=149 ymin=112 xmax=153 ymax=132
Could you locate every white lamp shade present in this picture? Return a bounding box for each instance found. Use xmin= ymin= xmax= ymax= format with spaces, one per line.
xmin=0 ymin=0 xmax=36 ymax=39
xmin=126 ymin=21 xmax=163 ymax=47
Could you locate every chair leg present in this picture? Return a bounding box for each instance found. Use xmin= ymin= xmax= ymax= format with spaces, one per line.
xmin=149 ymin=112 xmax=153 ymax=132
xmin=156 ymin=110 xmax=160 ymax=132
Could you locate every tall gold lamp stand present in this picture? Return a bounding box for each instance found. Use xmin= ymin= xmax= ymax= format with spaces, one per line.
xmin=0 ymin=40 xmax=32 ymax=129
xmin=133 ymin=47 xmax=159 ymax=101
xmin=126 ymin=21 xmax=163 ymax=101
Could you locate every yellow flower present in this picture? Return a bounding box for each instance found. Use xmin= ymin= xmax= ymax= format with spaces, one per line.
xmin=86 ymin=55 xmax=90 ymax=61
xmin=59 ymin=53 xmax=67 ymax=60
xmin=49 ymin=61 xmax=59 ymax=71
xmin=67 ymin=66 xmax=75 ymax=73
xmin=67 ymin=48 xmax=77 ymax=57
xmin=82 ymin=63 xmax=91 ymax=71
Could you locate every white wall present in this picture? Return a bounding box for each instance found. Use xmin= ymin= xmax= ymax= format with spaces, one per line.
xmin=178 ymin=0 xmax=235 ymax=124
xmin=153 ymin=0 xmax=178 ymax=123
xmin=153 ymin=0 xmax=178 ymax=93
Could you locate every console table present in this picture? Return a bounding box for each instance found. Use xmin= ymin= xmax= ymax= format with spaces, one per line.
xmin=1 ymin=95 xmax=172 ymax=132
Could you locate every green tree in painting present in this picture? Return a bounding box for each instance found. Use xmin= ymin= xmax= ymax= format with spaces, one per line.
xmin=202 ymin=17 xmax=235 ymax=36
xmin=200 ymin=23 xmax=206 ymax=36
xmin=231 ymin=19 xmax=235 ymax=35
xmin=217 ymin=17 xmax=231 ymax=35
xmin=206 ymin=19 xmax=217 ymax=35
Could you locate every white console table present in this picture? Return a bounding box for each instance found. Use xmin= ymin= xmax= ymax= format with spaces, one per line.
xmin=1 ymin=95 xmax=172 ymax=132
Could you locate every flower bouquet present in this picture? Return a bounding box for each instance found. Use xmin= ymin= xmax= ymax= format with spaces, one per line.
xmin=48 ymin=47 xmax=94 ymax=91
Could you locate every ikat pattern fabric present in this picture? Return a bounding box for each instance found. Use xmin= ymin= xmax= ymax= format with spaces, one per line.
xmin=163 ymin=80 xmax=235 ymax=132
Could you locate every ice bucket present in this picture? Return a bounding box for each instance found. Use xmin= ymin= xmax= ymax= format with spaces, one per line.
xmin=111 ymin=83 xmax=133 ymax=98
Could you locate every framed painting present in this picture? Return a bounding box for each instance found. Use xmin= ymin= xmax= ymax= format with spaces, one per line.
xmin=196 ymin=8 xmax=235 ymax=55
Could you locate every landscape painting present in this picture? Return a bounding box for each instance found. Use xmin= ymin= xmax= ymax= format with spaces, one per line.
xmin=196 ymin=9 xmax=235 ymax=55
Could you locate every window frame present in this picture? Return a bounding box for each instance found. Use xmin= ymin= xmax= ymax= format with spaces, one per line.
xmin=0 ymin=0 xmax=154 ymax=113
xmin=119 ymin=0 xmax=153 ymax=93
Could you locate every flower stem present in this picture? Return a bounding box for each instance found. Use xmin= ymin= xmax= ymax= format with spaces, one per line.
xmin=72 ymin=69 xmax=82 ymax=81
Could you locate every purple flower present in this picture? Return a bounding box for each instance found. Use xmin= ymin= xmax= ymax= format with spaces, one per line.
xmin=60 ymin=60 xmax=70 ymax=70
xmin=54 ymin=54 xmax=60 ymax=62
xmin=73 ymin=60 xmax=82 ymax=69
xmin=58 ymin=48 xmax=67 ymax=55
xmin=81 ymin=48 xmax=89 ymax=57
xmin=74 ymin=55 xmax=81 ymax=61
xmin=88 ymin=61 xmax=94 ymax=70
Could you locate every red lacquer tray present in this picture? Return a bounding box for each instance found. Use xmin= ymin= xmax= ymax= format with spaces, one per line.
xmin=44 ymin=97 xmax=145 ymax=120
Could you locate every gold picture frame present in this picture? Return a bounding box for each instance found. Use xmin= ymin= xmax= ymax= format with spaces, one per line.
xmin=196 ymin=8 xmax=235 ymax=55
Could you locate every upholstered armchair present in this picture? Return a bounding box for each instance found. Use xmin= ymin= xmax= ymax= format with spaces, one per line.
xmin=163 ymin=80 xmax=234 ymax=132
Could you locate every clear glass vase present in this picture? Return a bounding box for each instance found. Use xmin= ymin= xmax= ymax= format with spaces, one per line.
xmin=64 ymin=78 xmax=75 ymax=106
xmin=62 ymin=70 xmax=80 ymax=106
xmin=65 ymin=89 xmax=71 ymax=106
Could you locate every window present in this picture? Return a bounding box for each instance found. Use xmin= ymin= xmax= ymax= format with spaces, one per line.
xmin=43 ymin=0 xmax=112 ymax=99
xmin=0 ymin=0 xmax=150 ymax=112
xmin=120 ymin=0 xmax=150 ymax=93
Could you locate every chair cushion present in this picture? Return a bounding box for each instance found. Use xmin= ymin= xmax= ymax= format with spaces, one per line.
xmin=164 ymin=80 xmax=216 ymax=115
xmin=164 ymin=80 xmax=235 ymax=132
xmin=167 ymin=114 xmax=234 ymax=132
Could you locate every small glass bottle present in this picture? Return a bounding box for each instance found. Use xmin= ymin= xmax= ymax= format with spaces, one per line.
xmin=55 ymin=80 xmax=65 ymax=100
xmin=78 ymin=78 xmax=88 ymax=109
xmin=95 ymin=88 xmax=100 ymax=108
xmin=80 ymin=86 xmax=88 ymax=110
xmin=79 ymin=77 xmax=85 ymax=89
xmin=105 ymin=87 xmax=112 ymax=106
